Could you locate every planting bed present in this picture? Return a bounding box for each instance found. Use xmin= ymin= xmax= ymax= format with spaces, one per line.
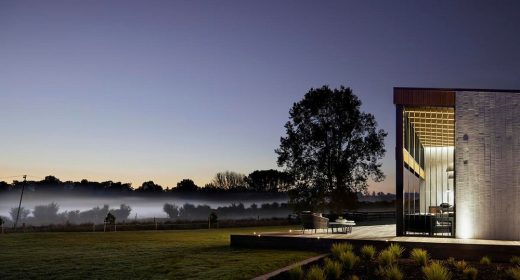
xmin=271 ymin=242 xmax=520 ymax=280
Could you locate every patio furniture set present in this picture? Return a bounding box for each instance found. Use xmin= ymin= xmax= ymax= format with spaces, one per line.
xmin=300 ymin=212 xmax=356 ymax=234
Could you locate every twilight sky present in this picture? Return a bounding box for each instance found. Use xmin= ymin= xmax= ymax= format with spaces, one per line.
xmin=2 ymin=1 xmax=520 ymax=193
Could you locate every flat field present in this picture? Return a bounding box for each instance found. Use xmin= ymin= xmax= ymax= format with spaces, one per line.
xmin=0 ymin=226 xmax=316 ymax=280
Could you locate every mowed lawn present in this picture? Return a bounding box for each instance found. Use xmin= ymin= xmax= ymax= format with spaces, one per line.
xmin=0 ymin=226 xmax=317 ymax=280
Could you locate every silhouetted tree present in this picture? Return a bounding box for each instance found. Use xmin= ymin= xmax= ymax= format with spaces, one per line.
xmin=79 ymin=205 xmax=109 ymax=224
xmin=209 ymin=211 xmax=218 ymax=228
xmin=135 ymin=181 xmax=163 ymax=193
xmin=174 ymin=179 xmax=199 ymax=192
xmin=178 ymin=203 xmax=211 ymax=220
xmin=63 ymin=210 xmax=81 ymax=224
xmin=9 ymin=207 xmax=30 ymax=224
xmin=210 ymin=171 xmax=246 ymax=190
xmin=276 ymin=86 xmax=387 ymax=213
xmin=163 ymin=203 xmax=180 ymax=219
xmin=246 ymin=169 xmax=294 ymax=192
xmin=100 ymin=181 xmax=132 ymax=193
xmin=104 ymin=213 xmax=116 ymax=224
xmin=43 ymin=175 xmax=60 ymax=183
xmin=0 ymin=181 xmax=9 ymax=193
xmin=110 ymin=204 xmax=132 ymax=221
xmin=32 ymin=202 xmax=60 ymax=225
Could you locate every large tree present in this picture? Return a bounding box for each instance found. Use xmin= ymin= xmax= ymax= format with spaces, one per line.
xmin=276 ymin=86 xmax=387 ymax=213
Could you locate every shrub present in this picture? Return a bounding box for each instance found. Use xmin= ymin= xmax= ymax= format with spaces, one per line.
xmin=506 ymin=267 xmax=520 ymax=280
xmin=375 ymin=265 xmax=403 ymax=280
xmin=511 ymin=256 xmax=520 ymax=266
xmin=422 ymin=262 xmax=451 ymax=280
xmin=378 ymin=249 xmax=396 ymax=267
xmin=410 ymin=248 xmax=429 ymax=266
xmin=454 ymin=260 xmax=467 ymax=271
xmin=462 ymin=267 xmax=478 ymax=280
xmin=387 ymin=243 xmax=405 ymax=259
xmin=331 ymin=242 xmax=354 ymax=259
xmin=339 ymin=251 xmax=359 ymax=271
xmin=360 ymin=245 xmax=377 ymax=261
xmin=288 ymin=266 xmax=303 ymax=280
xmin=479 ymin=256 xmax=491 ymax=265
xmin=323 ymin=258 xmax=342 ymax=280
xmin=350 ymin=276 xmax=360 ymax=280
xmin=446 ymin=257 xmax=456 ymax=266
xmin=306 ymin=266 xmax=325 ymax=280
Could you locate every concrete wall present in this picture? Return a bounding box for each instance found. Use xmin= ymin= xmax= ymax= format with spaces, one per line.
xmin=456 ymin=91 xmax=520 ymax=240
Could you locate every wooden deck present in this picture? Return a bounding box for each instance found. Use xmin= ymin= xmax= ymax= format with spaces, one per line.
xmin=230 ymin=224 xmax=520 ymax=262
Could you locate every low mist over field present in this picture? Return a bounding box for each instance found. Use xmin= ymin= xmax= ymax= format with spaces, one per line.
xmin=0 ymin=192 xmax=289 ymax=223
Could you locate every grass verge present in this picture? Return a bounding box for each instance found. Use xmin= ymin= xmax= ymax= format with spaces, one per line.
xmin=0 ymin=226 xmax=316 ymax=280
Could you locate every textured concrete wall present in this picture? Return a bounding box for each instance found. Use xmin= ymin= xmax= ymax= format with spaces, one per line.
xmin=456 ymin=91 xmax=520 ymax=240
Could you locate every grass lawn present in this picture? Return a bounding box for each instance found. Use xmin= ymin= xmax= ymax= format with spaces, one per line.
xmin=0 ymin=226 xmax=317 ymax=280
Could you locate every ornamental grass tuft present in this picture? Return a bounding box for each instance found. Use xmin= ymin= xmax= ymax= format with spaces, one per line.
xmin=387 ymin=243 xmax=405 ymax=259
xmin=409 ymin=248 xmax=429 ymax=267
xmin=378 ymin=249 xmax=396 ymax=267
xmin=506 ymin=267 xmax=520 ymax=280
xmin=462 ymin=267 xmax=478 ymax=280
xmin=454 ymin=260 xmax=467 ymax=271
xmin=339 ymin=250 xmax=359 ymax=271
xmin=511 ymin=256 xmax=520 ymax=266
xmin=331 ymin=243 xmax=353 ymax=259
xmin=381 ymin=265 xmax=403 ymax=280
xmin=479 ymin=256 xmax=492 ymax=265
xmin=360 ymin=245 xmax=377 ymax=261
xmin=288 ymin=266 xmax=303 ymax=280
xmin=323 ymin=258 xmax=342 ymax=280
xmin=422 ymin=261 xmax=452 ymax=280
xmin=306 ymin=266 xmax=325 ymax=280
xmin=375 ymin=265 xmax=403 ymax=280
xmin=446 ymin=257 xmax=456 ymax=266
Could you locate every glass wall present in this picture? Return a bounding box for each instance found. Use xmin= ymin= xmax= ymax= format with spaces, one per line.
xmin=402 ymin=107 xmax=455 ymax=237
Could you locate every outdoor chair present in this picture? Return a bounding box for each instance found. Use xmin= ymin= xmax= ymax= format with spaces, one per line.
xmin=300 ymin=212 xmax=329 ymax=234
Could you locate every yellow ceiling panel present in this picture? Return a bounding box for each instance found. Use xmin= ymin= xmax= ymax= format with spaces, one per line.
xmin=404 ymin=107 xmax=455 ymax=147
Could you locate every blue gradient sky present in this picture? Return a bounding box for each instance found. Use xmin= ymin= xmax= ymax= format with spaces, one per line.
xmin=2 ymin=1 xmax=520 ymax=192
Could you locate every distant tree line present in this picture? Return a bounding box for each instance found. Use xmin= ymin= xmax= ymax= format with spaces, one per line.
xmin=0 ymin=169 xmax=293 ymax=195
xmin=163 ymin=202 xmax=290 ymax=221
xmin=1 ymin=203 xmax=132 ymax=226
xmin=0 ymin=202 xmax=290 ymax=227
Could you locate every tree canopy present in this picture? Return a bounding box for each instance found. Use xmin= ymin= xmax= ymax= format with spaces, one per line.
xmin=175 ymin=179 xmax=199 ymax=192
xmin=209 ymin=171 xmax=246 ymax=190
xmin=246 ymin=169 xmax=293 ymax=192
xmin=276 ymin=85 xmax=387 ymax=213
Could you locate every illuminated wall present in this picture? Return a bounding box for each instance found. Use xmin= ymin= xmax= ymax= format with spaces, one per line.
xmin=456 ymin=91 xmax=520 ymax=240
xmin=421 ymin=147 xmax=454 ymax=213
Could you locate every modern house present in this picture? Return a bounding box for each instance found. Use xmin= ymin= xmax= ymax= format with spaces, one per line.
xmin=394 ymin=87 xmax=520 ymax=241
